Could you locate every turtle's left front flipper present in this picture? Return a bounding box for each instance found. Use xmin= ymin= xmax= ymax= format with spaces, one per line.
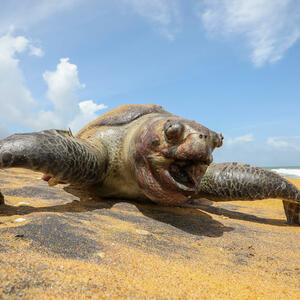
xmin=197 ymin=162 xmax=300 ymax=225
xmin=0 ymin=129 xmax=108 ymax=187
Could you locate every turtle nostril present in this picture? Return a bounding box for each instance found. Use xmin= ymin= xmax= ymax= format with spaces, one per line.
xmin=199 ymin=134 xmax=208 ymax=139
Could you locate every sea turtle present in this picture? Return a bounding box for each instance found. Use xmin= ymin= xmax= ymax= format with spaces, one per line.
xmin=0 ymin=104 xmax=299 ymax=225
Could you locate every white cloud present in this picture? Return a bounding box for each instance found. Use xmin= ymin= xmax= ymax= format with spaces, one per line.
xmin=69 ymin=100 xmax=108 ymax=132
xmin=267 ymin=136 xmax=300 ymax=151
xmin=38 ymin=57 xmax=107 ymax=132
xmin=0 ymin=32 xmax=107 ymax=135
xmin=198 ymin=0 xmax=300 ymax=66
xmin=267 ymin=137 xmax=289 ymax=148
xmin=42 ymin=58 xmax=83 ymax=125
xmin=78 ymin=100 xmax=107 ymax=115
xmin=121 ymin=0 xmax=181 ymax=40
xmin=0 ymin=0 xmax=82 ymax=34
xmin=29 ymin=45 xmax=44 ymax=57
xmin=0 ymin=33 xmax=37 ymax=125
xmin=226 ymin=133 xmax=254 ymax=145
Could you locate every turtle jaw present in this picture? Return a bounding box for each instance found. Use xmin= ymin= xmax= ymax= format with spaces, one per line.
xmin=146 ymin=154 xmax=209 ymax=198
xmin=150 ymin=157 xmax=209 ymax=194
xmin=135 ymin=159 xmax=209 ymax=206
xmin=167 ymin=160 xmax=209 ymax=193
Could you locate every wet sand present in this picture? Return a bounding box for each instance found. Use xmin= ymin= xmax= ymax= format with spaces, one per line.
xmin=0 ymin=168 xmax=299 ymax=299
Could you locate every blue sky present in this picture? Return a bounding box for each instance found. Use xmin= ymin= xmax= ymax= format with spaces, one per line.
xmin=0 ymin=0 xmax=300 ymax=166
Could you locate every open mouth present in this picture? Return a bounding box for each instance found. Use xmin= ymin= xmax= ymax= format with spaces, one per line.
xmin=168 ymin=160 xmax=208 ymax=192
xmin=147 ymin=154 xmax=209 ymax=194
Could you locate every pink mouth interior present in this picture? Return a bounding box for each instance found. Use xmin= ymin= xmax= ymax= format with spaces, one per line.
xmin=168 ymin=160 xmax=207 ymax=192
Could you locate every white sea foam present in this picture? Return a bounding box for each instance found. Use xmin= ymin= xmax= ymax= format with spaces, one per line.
xmin=271 ymin=168 xmax=300 ymax=179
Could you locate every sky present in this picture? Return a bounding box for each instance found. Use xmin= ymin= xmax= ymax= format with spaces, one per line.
xmin=0 ymin=0 xmax=300 ymax=166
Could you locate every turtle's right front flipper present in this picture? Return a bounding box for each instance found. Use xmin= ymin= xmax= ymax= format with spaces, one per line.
xmin=197 ymin=162 xmax=300 ymax=225
xmin=0 ymin=130 xmax=108 ymax=195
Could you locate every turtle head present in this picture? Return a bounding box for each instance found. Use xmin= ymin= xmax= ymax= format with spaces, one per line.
xmin=132 ymin=116 xmax=223 ymax=205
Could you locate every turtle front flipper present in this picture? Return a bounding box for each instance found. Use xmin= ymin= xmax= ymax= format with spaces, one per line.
xmin=197 ymin=162 xmax=300 ymax=225
xmin=0 ymin=130 xmax=108 ymax=201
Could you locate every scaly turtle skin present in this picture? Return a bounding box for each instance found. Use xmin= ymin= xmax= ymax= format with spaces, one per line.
xmin=0 ymin=104 xmax=299 ymax=225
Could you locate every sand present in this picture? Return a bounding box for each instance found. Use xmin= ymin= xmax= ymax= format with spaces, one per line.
xmin=0 ymin=168 xmax=299 ymax=299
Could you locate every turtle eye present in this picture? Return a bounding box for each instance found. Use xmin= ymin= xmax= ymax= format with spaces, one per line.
xmin=164 ymin=120 xmax=184 ymax=143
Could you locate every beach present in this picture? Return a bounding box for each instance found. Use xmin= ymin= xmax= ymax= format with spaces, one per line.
xmin=0 ymin=168 xmax=299 ymax=299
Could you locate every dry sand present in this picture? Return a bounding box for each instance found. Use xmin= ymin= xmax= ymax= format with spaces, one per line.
xmin=0 ymin=168 xmax=299 ymax=299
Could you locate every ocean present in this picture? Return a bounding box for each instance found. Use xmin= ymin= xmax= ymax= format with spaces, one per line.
xmin=264 ymin=166 xmax=300 ymax=179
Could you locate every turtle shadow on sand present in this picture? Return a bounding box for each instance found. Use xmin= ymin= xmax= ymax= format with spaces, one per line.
xmin=0 ymin=184 xmax=290 ymax=238
xmin=64 ymin=186 xmax=291 ymax=229
xmin=194 ymin=201 xmax=288 ymax=227
xmin=0 ymin=185 xmax=232 ymax=238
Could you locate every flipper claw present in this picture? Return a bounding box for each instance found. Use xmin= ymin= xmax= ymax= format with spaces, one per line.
xmin=0 ymin=190 xmax=4 ymax=204
xmin=283 ymin=201 xmax=300 ymax=225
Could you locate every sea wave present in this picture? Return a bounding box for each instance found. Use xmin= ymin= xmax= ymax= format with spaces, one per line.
xmin=270 ymin=168 xmax=300 ymax=179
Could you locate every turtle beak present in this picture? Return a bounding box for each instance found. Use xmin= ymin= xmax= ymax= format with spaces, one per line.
xmin=212 ymin=133 xmax=224 ymax=149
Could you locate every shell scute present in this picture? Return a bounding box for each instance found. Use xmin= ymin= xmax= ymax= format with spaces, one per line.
xmin=76 ymin=104 xmax=170 ymax=136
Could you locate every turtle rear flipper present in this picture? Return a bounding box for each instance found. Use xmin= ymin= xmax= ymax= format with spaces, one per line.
xmin=0 ymin=130 xmax=108 ymax=200
xmin=198 ymin=162 xmax=300 ymax=225
xmin=283 ymin=201 xmax=300 ymax=225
